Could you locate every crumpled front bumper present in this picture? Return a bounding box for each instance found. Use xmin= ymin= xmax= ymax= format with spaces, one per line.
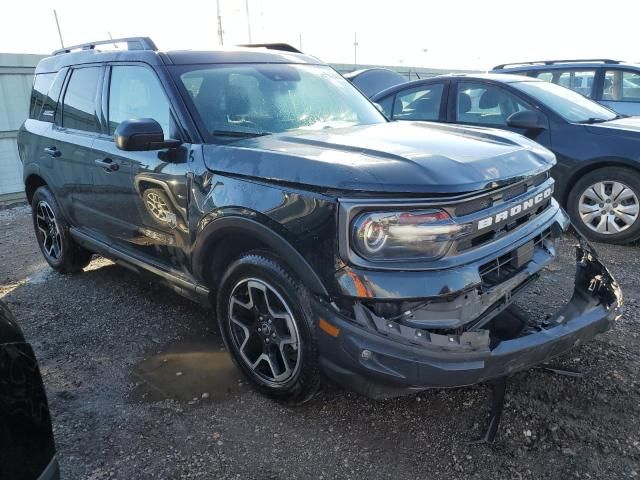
xmin=314 ymin=224 xmax=623 ymax=399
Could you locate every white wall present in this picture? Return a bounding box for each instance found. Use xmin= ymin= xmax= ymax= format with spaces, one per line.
xmin=0 ymin=53 xmax=44 ymax=199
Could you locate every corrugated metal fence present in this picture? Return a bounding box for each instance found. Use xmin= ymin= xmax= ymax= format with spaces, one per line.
xmin=0 ymin=54 xmax=44 ymax=202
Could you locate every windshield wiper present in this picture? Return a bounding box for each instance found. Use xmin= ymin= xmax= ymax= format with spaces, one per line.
xmin=577 ymin=117 xmax=609 ymax=124
xmin=212 ymin=129 xmax=271 ymax=138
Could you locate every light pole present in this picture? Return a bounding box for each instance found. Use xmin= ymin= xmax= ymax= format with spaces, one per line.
xmin=245 ymin=0 xmax=252 ymax=44
xmin=216 ymin=0 xmax=224 ymax=46
xmin=353 ymin=32 xmax=358 ymax=67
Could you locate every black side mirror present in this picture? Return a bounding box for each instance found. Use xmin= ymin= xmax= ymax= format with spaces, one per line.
xmin=506 ymin=110 xmax=547 ymax=130
xmin=114 ymin=118 xmax=182 ymax=151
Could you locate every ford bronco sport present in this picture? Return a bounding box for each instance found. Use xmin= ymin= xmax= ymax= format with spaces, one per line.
xmin=18 ymin=37 xmax=622 ymax=403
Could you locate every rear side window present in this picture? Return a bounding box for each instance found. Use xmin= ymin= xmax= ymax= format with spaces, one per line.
xmin=603 ymin=70 xmax=640 ymax=102
xmin=29 ymin=73 xmax=55 ymax=119
xmin=62 ymin=67 xmax=101 ymax=132
xmin=392 ymin=84 xmax=444 ymax=121
xmin=531 ymin=69 xmax=596 ymax=97
xmin=532 ymin=71 xmax=554 ymax=82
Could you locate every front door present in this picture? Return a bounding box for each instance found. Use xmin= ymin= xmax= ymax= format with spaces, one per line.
xmin=90 ymin=64 xmax=192 ymax=272
xmin=451 ymin=80 xmax=552 ymax=149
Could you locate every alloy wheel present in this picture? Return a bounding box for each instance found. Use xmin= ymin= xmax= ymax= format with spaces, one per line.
xmin=35 ymin=201 xmax=63 ymax=260
xmin=144 ymin=191 xmax=171 ymax=223
xmin=578 ymin=181 xmax=639 ymax=235
xmin=227 ymin=278 xmax=301 ymax=385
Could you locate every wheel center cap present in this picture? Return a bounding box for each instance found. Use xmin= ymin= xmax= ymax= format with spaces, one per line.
xmin=260 ymin=322 xmax=272 ymax=337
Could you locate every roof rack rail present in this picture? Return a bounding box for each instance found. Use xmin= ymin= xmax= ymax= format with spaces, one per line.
xmin=237 ymin=43 xmax=302 ymax=54
xmin=53 ymin=36 xmax=158 ymax=56
xmin=493 ymin=58 xmax=621 ymax=70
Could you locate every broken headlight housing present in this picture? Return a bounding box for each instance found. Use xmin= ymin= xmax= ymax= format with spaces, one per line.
xmin=351 ymin=209 xmax=471 ymax=261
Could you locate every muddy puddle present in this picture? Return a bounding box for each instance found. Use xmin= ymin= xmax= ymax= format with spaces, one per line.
xmin=129 ymin=337 xmax=246 ymax=403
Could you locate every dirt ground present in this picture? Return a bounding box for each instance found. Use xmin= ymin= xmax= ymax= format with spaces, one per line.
xmin=1 ymin=204 xmax=638 ymax=479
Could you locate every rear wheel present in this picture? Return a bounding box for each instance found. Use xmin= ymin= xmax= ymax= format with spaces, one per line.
xmin=216 ymin=252 xmax=321 ymax=405
xmin=31 ymin=186 xmax=93 ymax=273
xmin=567 ymin=167 xmax=640 ymax=244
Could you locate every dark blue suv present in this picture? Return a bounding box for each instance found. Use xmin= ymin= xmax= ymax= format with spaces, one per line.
xmin=492 ymin=59 xmax=640 ymax=116
xmin=17 ymin=38 xmax=621 ymax=402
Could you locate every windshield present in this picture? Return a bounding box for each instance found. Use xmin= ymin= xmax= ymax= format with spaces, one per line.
xmin=512 ymin=80 xmax=618 ymax=123
xmin=178 ymin=64 xmax=386 ymax=138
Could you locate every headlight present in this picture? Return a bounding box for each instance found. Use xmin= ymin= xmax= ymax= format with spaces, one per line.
xmin=351 ymin=209 xmax=470 ymax=261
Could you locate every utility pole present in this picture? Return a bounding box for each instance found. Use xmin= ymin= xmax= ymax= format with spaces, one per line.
xmin=299 ymin=33 xmax=302 ymax=51
xmin=245 ymin=0 xmax=252 ymax=43
xmin=53 ymin=9 xmax=64 ymax=48
xmin=216 ymin=0 xmax=224 ymax=46
xmin=353 ymin=32 xmax=358 ymax=67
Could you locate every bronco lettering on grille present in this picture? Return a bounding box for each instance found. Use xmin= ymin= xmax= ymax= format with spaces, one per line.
xmin=477 ymin=186 xmax=553 ymax=230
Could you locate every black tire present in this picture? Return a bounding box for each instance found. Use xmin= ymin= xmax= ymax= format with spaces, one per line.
xmin=216 ymin=251 xmax=321 ymax=405
xmin=567 ymin=167 xmax=640 ymax=244
xmin=31 ymin=186 xmax=93 ymax=273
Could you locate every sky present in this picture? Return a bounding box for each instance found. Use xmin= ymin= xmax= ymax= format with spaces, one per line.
xmin=2 ymin=0 xmax=639 ymax=70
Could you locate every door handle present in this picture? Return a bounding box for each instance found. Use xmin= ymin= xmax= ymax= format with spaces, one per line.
xmin=94 ymin=158 xmax=119 ymax=172
xmin=44 ymin=146 xmax=61 ymax=158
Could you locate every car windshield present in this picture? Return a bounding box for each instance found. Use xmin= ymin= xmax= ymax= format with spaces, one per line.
xmin=512 ymin=80 xmax=618 ymax=123
xmin=178 ymin=64 xmax=386 ymax=138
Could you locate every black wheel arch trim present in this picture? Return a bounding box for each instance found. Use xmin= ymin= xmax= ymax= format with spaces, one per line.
xmin=192 ymin=215 xmax=330 ymax=298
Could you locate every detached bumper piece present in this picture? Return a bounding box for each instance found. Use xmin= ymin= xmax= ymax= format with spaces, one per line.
xmin=315 ymin=226 xmax=622 ymax=399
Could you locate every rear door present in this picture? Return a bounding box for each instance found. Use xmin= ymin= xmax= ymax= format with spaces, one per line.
xmin=53 ymin=65 xmax=105 ymax=226
xmin=385 ymin=81 xmax=449 ymax=122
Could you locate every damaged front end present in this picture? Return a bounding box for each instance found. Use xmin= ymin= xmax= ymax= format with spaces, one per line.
xmin=315 ymin=205 xmax=622 ymax=399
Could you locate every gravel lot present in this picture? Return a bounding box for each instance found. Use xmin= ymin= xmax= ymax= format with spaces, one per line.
xmin=1 ymin=204 xmax=639 ymax=479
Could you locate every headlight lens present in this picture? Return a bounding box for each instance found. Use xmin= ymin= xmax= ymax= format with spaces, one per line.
xmin=351 ymin=209 xmax=470 ymax=261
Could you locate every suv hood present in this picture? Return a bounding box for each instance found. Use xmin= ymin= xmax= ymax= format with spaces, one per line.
xmin=203 ymin=122 xmax=555 ymax=195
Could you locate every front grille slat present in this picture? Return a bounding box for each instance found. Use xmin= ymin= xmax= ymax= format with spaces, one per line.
xmin=479 ymin=228 xmax=552 ymax=288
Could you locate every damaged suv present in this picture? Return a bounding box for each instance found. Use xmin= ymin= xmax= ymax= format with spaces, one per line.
xmin=18 ymin=38 xmax=622 ymax=403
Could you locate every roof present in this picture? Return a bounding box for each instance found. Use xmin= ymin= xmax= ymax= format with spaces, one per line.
xmin=493 ymin=60 xmax=640 ymax=72
xmin=35 ymin=43 xmax=322 ymax=74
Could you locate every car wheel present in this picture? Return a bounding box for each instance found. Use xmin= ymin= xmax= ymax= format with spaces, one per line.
xmin=31 ymin=186 xmax=93 ymax=273
xmin=142 ymin=188 xmax=174 ymax=226
xmin=216 ymin=252 xmax=321 ymax=405
xmin=567 ymin=167 xmax=640 ymax=244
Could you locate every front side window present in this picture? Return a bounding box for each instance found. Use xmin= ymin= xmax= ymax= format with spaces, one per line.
xmin=178 ymin=64 xmax=385 ymax=138
xmin=108 ymin=66 xmax=172 ymax=138
xmin=392 ymin=84 xmax=444 ymax=121
xmin=603 ymin=70 xmax=640 ymax=102
xmin=512 ymin=80 xmax=617 ymax=123
xmin=456 ymin=82 xmax=532 ymax=126
xmin=62 ymin=67 xmax=101 ymax=132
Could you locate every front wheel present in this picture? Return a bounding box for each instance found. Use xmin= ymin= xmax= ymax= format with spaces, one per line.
xmin=567 ymin=167 xmax=640 ymax=244
xmin=216 ymin=252 xmax=321 ymax=405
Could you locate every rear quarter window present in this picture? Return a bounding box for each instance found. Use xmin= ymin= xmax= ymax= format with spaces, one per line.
xmin=29 ymin=73 xmax=56 ymax=120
